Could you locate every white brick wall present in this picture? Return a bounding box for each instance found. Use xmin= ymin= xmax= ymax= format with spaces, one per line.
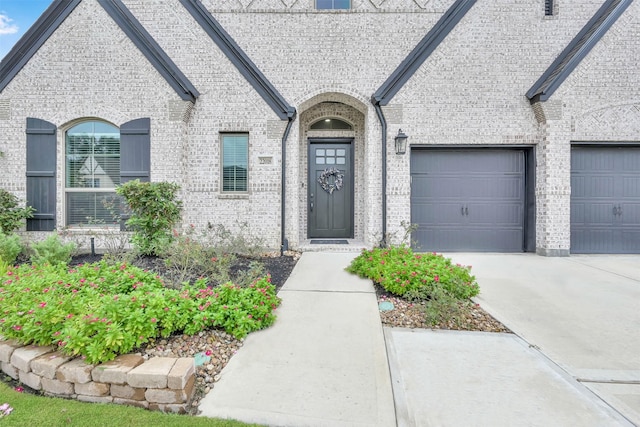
xmin=0 ymin=0 xmax=638 ymax=254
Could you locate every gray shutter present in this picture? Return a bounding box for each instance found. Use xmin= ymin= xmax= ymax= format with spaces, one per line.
xmin=119 ymin=118 xmax=151 ymax=230
xmin=120 ymin=118 xmax=151 ymax=183
xmin=26 ymin=118 xmax=57 ymax=231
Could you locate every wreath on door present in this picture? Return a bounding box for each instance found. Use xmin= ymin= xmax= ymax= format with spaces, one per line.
xmin=318 ymin=167 xmax=344 ymax=195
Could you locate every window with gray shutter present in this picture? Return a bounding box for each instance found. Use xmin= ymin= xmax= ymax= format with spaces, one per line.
xmin=120 ymin=118 xmax=150 ymax=184
xmin=26 ymin=118 xmax=57 ymax=231
xmin=119 ymin=118 xmax=151 ymax=230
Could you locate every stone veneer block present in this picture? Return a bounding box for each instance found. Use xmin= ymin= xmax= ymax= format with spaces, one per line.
xmin=1 ymin=361 xmax=19 ymax=380
xmin=32 ymin=351 xmax=74 ymax=379
xmin=146 ymin=375 xmax=195 ymax=405
xmin=18 ymin=370 xmax=42 ymax=390
xmin=149 ymin=403 xmax=187 ymax=414
xmin=110 ymin=384 xmax=146 ymax=401
xmin=41 ymin=377 xmax=74 ymax=396
xmin=74 ymin=381 xmax=110 ymax=397
xmin=77 ymin=395 xmax=113 ymax=404
xmin=113 ymin=398 xmax=149 ymax=409
xmin=127 ymin=357 xmax=176 ymax=389
xmin=57 ymin=358 xmax=96 ymax=384
xmin=167 ymin=357 xmax=195 ymax=389
xmin=145 ymin=388 xmax=186 ymax=404
xmin=10 ymin=345 xmax=54 ymax=372
xmin=0 ymin=340 xmax=23 ymax=363
xmin=91 ymin=354 xmax=144 ymax=385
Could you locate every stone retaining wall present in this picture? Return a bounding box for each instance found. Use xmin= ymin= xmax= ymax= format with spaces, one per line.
xmin=0 ymin=340 xmax=195 ymax=413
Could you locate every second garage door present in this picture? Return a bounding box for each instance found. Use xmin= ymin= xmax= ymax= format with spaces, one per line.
xmin=571 ymin=146 xmax=640 ymax=253
xmin=411 ymin=149 xmax=526 ymax=252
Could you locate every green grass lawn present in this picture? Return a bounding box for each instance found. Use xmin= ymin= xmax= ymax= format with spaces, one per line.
xmin=0 ymin=382 xmax=261 ymax=427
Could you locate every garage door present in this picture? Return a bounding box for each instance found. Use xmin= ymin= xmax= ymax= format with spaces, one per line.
xmin=571 ymin=146 xmax=640 ymax=253
xmin=410 ymin=149 xmax=526 ymax=252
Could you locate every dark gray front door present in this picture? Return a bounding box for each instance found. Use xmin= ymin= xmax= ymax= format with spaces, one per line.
xmin=308 ymin=139 xmax=354 ymax=238
xmin=571 ymin=146 xmax=640 ymax=253
xmin=411 ymin=149 xmax=526 ymax=252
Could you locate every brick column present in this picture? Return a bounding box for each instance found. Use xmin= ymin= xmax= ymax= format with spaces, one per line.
xmin=533 ymin=100 xmax=571 ymax=256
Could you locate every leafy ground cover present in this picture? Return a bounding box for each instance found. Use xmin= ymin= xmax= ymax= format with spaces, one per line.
xmin=0 ymin=261 xmax=280 ymax=364
xmin=348 ymin=246 xmax=509 ymax=332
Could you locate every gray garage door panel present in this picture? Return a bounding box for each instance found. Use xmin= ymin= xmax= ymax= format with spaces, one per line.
xmin=411 ymin=150 xmax=525 ymax=252
xmin=571 ymin=146 xmax=640 ymax=253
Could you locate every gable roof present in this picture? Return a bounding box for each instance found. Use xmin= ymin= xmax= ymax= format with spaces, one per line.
xmin=0 ymin=0 xmax=82 ymax=92
xmin=0 ymin=0 xmax=199 ymax=103
xmin=98 ymin=0 xmax=199 ymax=102
xmin=527 ymin=0 xmax=633 ymax=103
xmin=372 ymin=0 xmax=477 ymax=106
xmin=179 ymin=0 xmax=295 ymax=120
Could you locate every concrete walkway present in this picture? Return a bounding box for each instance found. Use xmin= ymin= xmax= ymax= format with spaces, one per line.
xmin=198 ymin=252 xmax=396 ymax=426
xmin=447 ymin=253 xmax=640 ymax=426
xmin=200 ymin=252 xmax=638 ymax=426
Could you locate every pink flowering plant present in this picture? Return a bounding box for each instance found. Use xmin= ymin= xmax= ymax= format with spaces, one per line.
xmin=0 ymin=261 xmax=280 ymax=364
xmin=347 ymin=245 xmax=479 ymax=300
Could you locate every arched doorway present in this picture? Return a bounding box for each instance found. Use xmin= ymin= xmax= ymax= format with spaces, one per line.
xmin=298 ymin=98 xmax=366 ymax=243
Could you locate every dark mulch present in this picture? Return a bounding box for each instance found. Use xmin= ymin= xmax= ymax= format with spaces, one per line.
xmin=69 ymin=253 xmax=298 ymax=292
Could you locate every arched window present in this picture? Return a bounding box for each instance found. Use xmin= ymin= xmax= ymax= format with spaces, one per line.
xmin=65 ymin=121 xmax=120 ymax=227
xmin=310 ymin=118 xmax=353 ymax=130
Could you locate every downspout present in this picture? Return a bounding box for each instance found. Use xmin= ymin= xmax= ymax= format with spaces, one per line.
xmin=372 ymin=99 xmax=388 ymax=247
xmin=280 ymin=111 xmax=296 ymax=256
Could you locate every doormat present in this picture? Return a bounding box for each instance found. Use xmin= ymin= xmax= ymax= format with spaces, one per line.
xmin=310 ymin=240 xmax=349 ymax=244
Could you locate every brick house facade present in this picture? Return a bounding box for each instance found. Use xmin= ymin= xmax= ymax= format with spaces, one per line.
xmin=0 ymin=0 xmax=638 ymax=255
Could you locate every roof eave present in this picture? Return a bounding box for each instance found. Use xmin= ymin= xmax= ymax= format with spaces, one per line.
xmin=179 ymin=0 xmax=295 ymax=120
xmin=0 ymin=0 xmax=82 ymax=93
xmin=372 ymin=0 xmax=477 ymax=106
xmin=98 ymin=0 xmax=200 ymax=103
xmin=526 ymin=0 xmax=633 ymax=103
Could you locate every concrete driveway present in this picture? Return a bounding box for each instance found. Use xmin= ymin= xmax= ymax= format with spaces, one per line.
xmin=445 ymin=253 xmax=640 ymax=425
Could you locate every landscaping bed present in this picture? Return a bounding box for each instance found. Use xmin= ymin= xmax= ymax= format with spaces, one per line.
xmin=1 ymin=244 xmax=508 ymax=417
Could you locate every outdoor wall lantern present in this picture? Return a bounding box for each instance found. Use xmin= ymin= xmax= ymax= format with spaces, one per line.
xmin=394 ymin=129 xmax=408 ymax=155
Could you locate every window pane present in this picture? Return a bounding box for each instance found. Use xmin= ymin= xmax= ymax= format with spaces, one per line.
xmin=66 ymin=121 xmax=120 ymax=227
xmin=316 ymin=158 xmax=325 ymax=165
xmin=222 ymin=134 xmax=248 ymax=192
xmin=66 ymin=192 xmax=120 ymax=227
xmin=66 ymin=122 xmax=120 ymax=189
xmin=316 ymin=149 xmax=325 ymax=156
xmin=326 ymin=149 xmax=335 ymax=156
xmin=316 ymin=0 xmax=333 ymax=9
xmin=326 ymin=157 xmax=336 ymax=164
xmin=337 ymin=157 xmax=346 ymax=164
xmin=337 ymin=149 xmax=346 ymax=156
xmin=316 ymin=0 xmax=350 ymax=9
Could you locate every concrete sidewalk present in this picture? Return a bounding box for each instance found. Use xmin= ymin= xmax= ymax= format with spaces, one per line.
xmin=199 ymin=252 xmax=638 ymax=427
xmin=446 ymin=253 xmax=640 ymax=426
xmin=198 ymin=252 xmax=396 ymax=426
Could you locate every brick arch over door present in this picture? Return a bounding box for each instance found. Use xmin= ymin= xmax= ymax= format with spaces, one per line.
xmin=298 ymin=100 xmax=366 ymax=243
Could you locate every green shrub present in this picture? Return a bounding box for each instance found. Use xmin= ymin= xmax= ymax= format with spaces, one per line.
xmin=206 ymin=222 xmax=266 ymax=258
xmin=0 ymin=233 xmax=23 ymax=265
xmin=161 ymin=225 xmax=266 ymax=289
xmin=116 ymin=180 xmax=183 ymax=256
xmin=29 ymin=234 xmax=77 ymax=266
xmin=0 ymin=261 xmax=280 ymax=364
xmin=161 ymin=226 xmax=235 ymax=287
xmin=347 ymin=245 xmax=479 ymax=300
xmin=423 ymin=287 xmax=468 ymax=327
xmin=0 ymin=189 xmax=34 ymax=234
